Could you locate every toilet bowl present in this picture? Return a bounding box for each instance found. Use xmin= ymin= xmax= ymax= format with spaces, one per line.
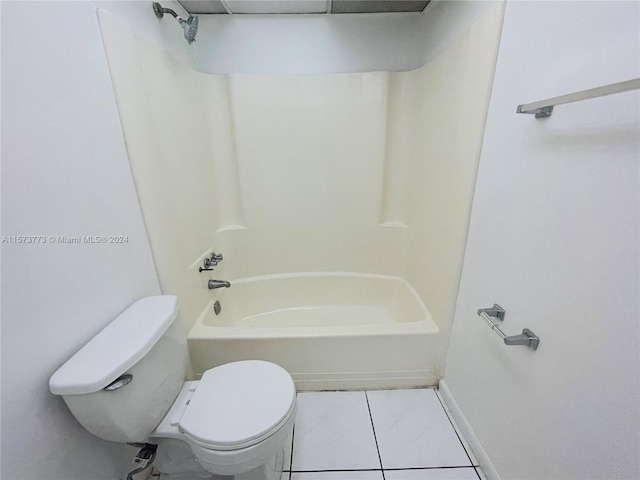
xmin=48 ymin=296 xmax=296 ymax=480
xmin=152 ymin=362 xmax=297 ymax=479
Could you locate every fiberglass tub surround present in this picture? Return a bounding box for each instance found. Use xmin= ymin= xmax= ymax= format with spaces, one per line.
xmin=189 ymin=273 xmax=439 ymax=390
xmin=98 ymin=4 xmax=505 ymax=389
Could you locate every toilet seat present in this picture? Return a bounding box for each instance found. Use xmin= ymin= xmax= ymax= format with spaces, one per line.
xmin=178 ymin=360 xmax=296 ymax=451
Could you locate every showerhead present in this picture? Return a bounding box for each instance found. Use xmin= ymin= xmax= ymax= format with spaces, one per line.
xmin=179 ymin=15 xmax=199 ymax=45
xmin=153 ymin=3 xmax=199 ymax=45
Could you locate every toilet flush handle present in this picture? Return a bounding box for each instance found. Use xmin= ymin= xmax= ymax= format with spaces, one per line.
xmin=104 ymin=373 xmax=133 ymax=391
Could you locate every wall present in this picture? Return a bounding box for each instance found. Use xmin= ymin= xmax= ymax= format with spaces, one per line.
xmin=99 ymin=10 xmax=224 ymax=327
xmin=402 ymin=3 xmax=504 ymax=372
xmin=99 ymin=5 xmax=505 ymax=342
xmin=1 ymin=2 xmax=162 ymax=479
xmin=93 ymin=0 xmax=196 ymax=67
xmin=443 ymin=1 xmax=640 ymax=479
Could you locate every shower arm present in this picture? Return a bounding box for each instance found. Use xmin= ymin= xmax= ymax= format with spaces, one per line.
xmin=152 ymin=2 xmax=198 ymax=45
xmin=153 ymin=3 xmax=179 ymax=19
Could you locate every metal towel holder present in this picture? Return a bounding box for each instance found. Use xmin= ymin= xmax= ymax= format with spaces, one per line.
xmin=516 ymin=78 xmax=640 ymax=118
xmin=477 ymin=304 xmax=540 ymax=350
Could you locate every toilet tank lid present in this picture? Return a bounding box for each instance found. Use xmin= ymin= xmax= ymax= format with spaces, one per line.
xmin=49 ymin=295 xmax=178 ymax=396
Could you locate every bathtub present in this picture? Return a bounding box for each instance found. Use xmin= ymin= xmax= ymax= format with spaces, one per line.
xmin=188 ymin=273 xmax=440 ymax=390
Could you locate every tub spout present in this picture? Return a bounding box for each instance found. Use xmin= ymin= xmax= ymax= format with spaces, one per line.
xmin=208 ymin=279 xmax=230 ymax=289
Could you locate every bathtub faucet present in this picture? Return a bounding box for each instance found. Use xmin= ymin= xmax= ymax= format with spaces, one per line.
xmin=208 ymin=279 xmax=231 ymax=290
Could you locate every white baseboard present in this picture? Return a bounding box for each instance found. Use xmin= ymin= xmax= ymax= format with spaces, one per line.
xmin=438 ymin=380 xmax=501 ymax=480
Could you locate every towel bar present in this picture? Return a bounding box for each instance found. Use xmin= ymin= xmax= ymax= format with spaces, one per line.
xmin=477 ymin=304 xmax=539 ymax=350
xmin=516 ymin=78 xmax=640 ymax=118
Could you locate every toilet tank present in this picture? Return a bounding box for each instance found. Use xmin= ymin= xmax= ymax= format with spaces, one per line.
xmin=49 ymin=296 xmax=188 ymax=443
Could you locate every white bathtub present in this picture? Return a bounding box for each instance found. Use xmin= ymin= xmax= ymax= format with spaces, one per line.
xmin=188 ymin=273 xmax=440 ymax=390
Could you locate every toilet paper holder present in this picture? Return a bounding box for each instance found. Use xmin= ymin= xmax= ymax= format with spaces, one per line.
xmin=477 ymin=304 xmax=540 ymax=350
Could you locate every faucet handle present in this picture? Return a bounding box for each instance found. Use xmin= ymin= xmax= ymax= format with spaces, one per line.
xmin=201 ymin=252 xmax=223 ymax=270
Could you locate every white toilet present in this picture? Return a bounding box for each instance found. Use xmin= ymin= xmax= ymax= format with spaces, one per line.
xmin=49 ymin=295 xmax=296 ymax=480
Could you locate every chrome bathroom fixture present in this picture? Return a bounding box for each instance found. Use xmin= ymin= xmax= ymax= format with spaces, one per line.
xmin=517 ymin=78 xmax=640 ymax=118
xmin=199 ymin=252 xmax=223 ymax=272
xmin=207 ymin=252 xmax=223 ymax=267
xmin=103 ymin=374 xmax=133 ymax=392
xmin=152 ymin=2 xmax=199 ymax=44
xmin=477 ymin=304 xmax=540 ymax=350
xmin=208 ymin=279 xmax=230 ymax=290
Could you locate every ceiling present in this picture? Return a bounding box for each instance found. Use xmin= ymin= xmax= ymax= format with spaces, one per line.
xmin=177 ymin=0 xmax=431 ymax=15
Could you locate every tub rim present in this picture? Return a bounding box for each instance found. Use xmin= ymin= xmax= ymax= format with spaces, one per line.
xmin=188 ymin=272 xmax=438 ymax=339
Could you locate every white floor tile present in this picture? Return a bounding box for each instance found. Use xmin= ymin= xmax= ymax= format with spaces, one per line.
xmin=367 ymin=389 xmax=471 ymax=469
xmin=290 ymin=472 xmax=383 ymax=480
xmin=384 ymin=467 xmax=478 ymax=480
xmin=292 ymin=392 xmax=381 ymax=471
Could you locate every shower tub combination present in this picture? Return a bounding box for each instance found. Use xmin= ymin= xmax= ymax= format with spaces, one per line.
xmin=188 ymin=273 xmax=440 ymax=390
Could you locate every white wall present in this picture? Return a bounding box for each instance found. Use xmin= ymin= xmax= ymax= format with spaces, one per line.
xmin=443 ymin=1 xmax=640 ymax=479
xmin=1 ymin=2 xmax=161 ymax=479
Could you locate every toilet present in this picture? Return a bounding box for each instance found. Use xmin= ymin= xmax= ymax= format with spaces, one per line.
xmin=49 ymin=295 xmax=296 ymax=480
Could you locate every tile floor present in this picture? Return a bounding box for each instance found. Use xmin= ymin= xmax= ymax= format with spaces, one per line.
xmin=156 ymin=388 xmax=482 ymax=480
xmin=283 ymin=388 xmax=483 ymax=480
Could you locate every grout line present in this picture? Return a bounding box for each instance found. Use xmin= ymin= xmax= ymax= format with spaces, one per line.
xmin=291 ymin=465 xmax=482 ymax=474
xmin=289 ymin=466 xmax=478 ymax=473
xmin=383 ymin=466 xmax=479 ymax=471
xmin=286 ymin=424 xmax=295 ymax=472
xmin=474 ymin=466 xmax=482 ymax=480
xmin=434 ymin=389 xmax=478 ymax=467
xmin=287 ymin=393 xmax=297 ymax=473
xmin=433 ymin=389 xmax=480 ymax=467
xmin=290 ymin=469 xmax=384 ymax=473
xmin=364 ymin=391 xmax=386 ymax=480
